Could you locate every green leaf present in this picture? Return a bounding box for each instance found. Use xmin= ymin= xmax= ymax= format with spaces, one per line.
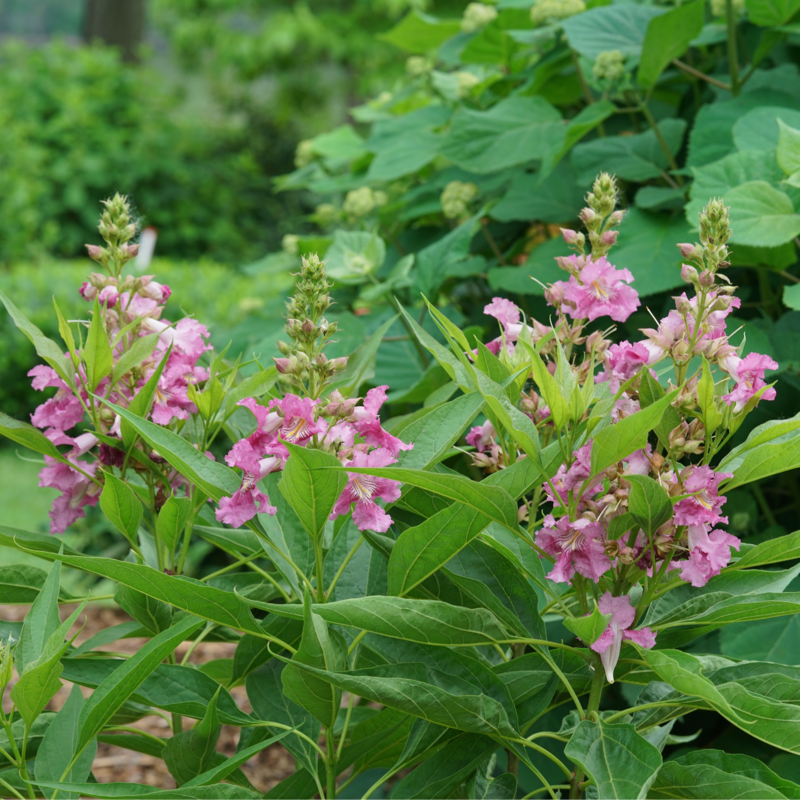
xmin=325 ymin=230 xmax=386 ymax=284
xmin=157 ymin=496 xmax=193 ymax=553
xmin=724 ymin=181 xmax=800 ymax=248
xmin=564 ymin=720 xmax=663 ymax=799
xmin=392 ymin=392 xmax=485 ymax=470
xmin=111 ymin=333 xmax=159 ymax=384
xmin=391 ymin=734 xmax=497 ymax=800
xmin=277 ymin=659 xmax=518 ymax=738
xmin=0 ymin=411 xmax=66 ymax=459
xmin=224 ymin=367 xmax=278 ymax=412
xmin=84 ymin=298 xmax=114 ymax=391
xmin=439 ymin=96 xmax=562 ymax=174
xmin=720 ymin=614 xmax=800 ymax=664
xmin=626 ymin=475 xmax=673 ymax=537
xmin=731 ymin=528 xmax=800 ymax=569
xmin=649 ymin=749 xmax=800 ymax=799
xmin=163 ymin=688 xmax=222 ymax=785
xmin=527 ymin=349 xmax=569 ymax=430
xmin=75 ymin=616 xmax=204 ymax=757
xmin=562 ymin=5 xmax=667 ymax=59
xmin=638 ymin=1 xmax=704 ymax=88
xmin=697 ymin=358 xmax=723 ymax=434
xmin=0 ymin=288 xmax=74 ymax=385
xmin=253 ymin=595 xmax=508 ymax=646
xmin=247 ymin=661 xmax=320 ymax=775
xmin=278 ymin=444 xmax=347 ymax=542
xmin=591 ymin=391 xmax=678 ymax=476
xmin=15 ymin=560 xmax=62 ymax=673
xmin=120 ymin=347 xmax=171 ymax=450
xmin=0 ymin=525 xmax=80 ymax=557
xmin=563 ymin=604 xmax=611 ymax=646
xmin=35 ymin=685 xmax=97 ymax=800
xmin=99 ymin=473 xmax=143 ymax=545
xmin=720 ymin=428 xmax=800 ymax=491
xmin=0 ymin=564 xmax=73 ymax=605
xmin=389 ymin=504 xmax=491 ymax=597
xmin=105 ymin=400 xmax=241 ymax=501
xmin=378 ymin=10 xmax=461 ymax=53
xmin=328 ymin=316 xmax=396 ymax=397
xmin=114 ymin=584 xmax=173 ymax=635
xmin=746 ymin=0 xmax=800 ymax=25
xmin=778 ymin=119 xmax=800 ymax=178
xmin=281 ymin=591 xmax=346 ymax=728
xmin=341 ymin=465 xmax=519 ymax=535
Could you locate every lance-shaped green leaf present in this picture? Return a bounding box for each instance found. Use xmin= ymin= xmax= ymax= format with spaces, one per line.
xmin=248 ymin=595 xmax=508 ymax=646
xmin=114 ymin=584 xmax=173 ymax=634
xmin=697 ymin=358 xmax=723 ymax=435
xmin=564 ymin=720 xmax=662 ymax=799
xmin=232 ymin=616 xmax=303 ymax=683
xmin=163 ymin=688 xmax=222 ymax=785
xmin=247 ymin=661 xmax=320 ymax=775
xmin=84 ymin=298 xmax=114 ymax=391
xmin=721 ymin=431 xmax=800 ymax=489
xmin=11 ymin=601 xmax=86 ymax=726
xmin=278 ymin=659 xmax=518 ymax=738
xmin=591 ymin=390 xmax=678 ymax=476
xmin=527 ymin=348 xmax=570 ymax=430
xmin=75 ymin=616 xmax=203 ymax=757
xmin=157 ymin=496 xmax=193 ymax=553
xmin=483 ymin=440 xmax=561 ymax=500
xmin=653 ymin=592 xmax=800 ymax=628
xmin=279 ymin=443 xmax=347 ymax=542
xmin=224 ymin=367 xmax=278 ymax=411
xmin=392 ymin=733 xmax=497 ymax=800
xmin=0 ymin=288 xmax=74 ymax=384
xmin=105 ymin=399 xmax=241 ymax=501
xmin=34 ymin=782 xmax=263 ymax=799
xmin=0 ymin=564 xmax=76 ymax=605
xmin=730 ymin=529 xmax=800 ymax=569
xmin=389 ymin=504 xmax=490 ymax=596
xmin=99 ymin=473 xmax=143 ymax=545
xmin=334 ymin=465 xmax=519 ymax=532
xmin=61 ymin=658 xmax=253 ymax=725
xmin=53 ymin=297 xmax=78 ymax=364
xmin=626 ymin=474 xmax=672 ymax=537
xmin=111 ymin=333 xmax=160 ymax=384
xmin=35 ymin=685 xmax=97 ymax=800
xmin=281 ymin=591 xmax=347 ymax=729
xmin=639 ymin=649 xmax=741 ymax=722
xmin=0 ymin=412 xmax=67 ymax=460
xmin=649 ymin=749 xmax=800 ymax=799
xmin=18 ymin=550 xmax=268 ymax=638
xmin=15 ymin=560 xmax=62 ymax=674
xmin=563 ymin=604 xmax=611 ymax=646
xmin=120 ymin=347 xmax=172 ymax=450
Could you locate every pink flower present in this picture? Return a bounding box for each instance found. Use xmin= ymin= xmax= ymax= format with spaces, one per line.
xmin=535 ymin=514 xmax=611 ymax=584
xmin=559 ymin=256 xmax=640 ymax=323
xmin=29 ymin=366 xmax=84 ymax=433
xmin=722 ymin=352 xmax=778 ymax=412
xmin=598 ymin=341 xmax=652 ymax=391
xmin=150 ymin=356 xmax=199 ymax=425
xmin=484 ymin=297 xmax=520 ymax=332
xmin=623 ymin=446 xmax=652 ymax=476
xmin=330 ymin=448 xmax=402 ymax=532
xmin=679 ymin=524 xmax=740 ymax=587
xmin=673 ymin=466 xmax=731 ymax=527
xmin=544 ymin=442 xmax=596 ymax=505
xmin=591 ymin=592 xmax=656 ymax=683
xmin=38 ymin=456 xmax=101 ymax=533
xmin=351 ymin=386 xmax=413 ymax=457
xmin=144 ymin=317 xmax=212 ymax=361
xmin=215 ymin=456 xmax=280 ymax=528
xmin=466 ymin=420 xmax=495 ymax=453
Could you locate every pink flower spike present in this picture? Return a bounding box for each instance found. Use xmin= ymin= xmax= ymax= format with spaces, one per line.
xmin=561 ymin=256 xmax=640 ymax=323
xmin=330 ymin=448 xmax=401 ymax=533
xmin=591 ymin=592 xmax=656 ymax=683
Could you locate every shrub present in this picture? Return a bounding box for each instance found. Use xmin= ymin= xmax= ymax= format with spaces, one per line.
xmin=2 ymin=189 xmax=800 ymax=799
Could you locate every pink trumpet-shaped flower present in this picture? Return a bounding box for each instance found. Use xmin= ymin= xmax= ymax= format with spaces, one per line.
xmin=351 ymin=386 xmax=413 ymax=457
xmin=591 ymin=592 xmax=656 ymax=683
xmin=558 ymin=256 xmax=640 ymax=323
xmin=330 ymin=448 xmax=402 ymax=532
xmin=679 ymin=524 xmax=740 ymax=587
xmin=38 ymin=456 xmax=101 ymax=533
xmin=673 ymin=466 xmax=731 ymax=528
xmin=722 ymin=352 xmax=778 ymax=412
xmin=215 ymin=456 xmax=280 ymax=528
xmin=535 ymin=514 xmax=611 ymax=584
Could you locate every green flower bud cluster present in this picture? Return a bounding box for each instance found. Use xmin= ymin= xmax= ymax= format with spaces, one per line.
xmin=88 ymin=193 xmax=139 ymax=278
xmin=282 ymin=234 xmax=300 ymax=256
xmin=276 ymin=254 xmax=348 ymax=397
xmin=697 ymin=198 xmax=732 ymax=273
xmin=456 ymin=71 xmax=481 ymax=98
xmin=710 ymin=0 xmax=743 ymax=16
xmin=565 ymin=173 xmax=625 ymax=259
xmin=315 ymin=203 xmax=340 ymax=226
xmin=530 ymin=0 xmax=585 ymax=26
xmin=406 ymin=56 xmax=432 ymax=77
xmin=461 ymin=2 xmax=498 ymax=33
xmin=294 ymin=139 xmax=315 ymax=168
xmin=593 ymin=50 xmax=626 ymax=83
xmin=441 ymin=181 xmax=479 ymax=219
xmin=343 ymin=187 xmax=388 ymax=219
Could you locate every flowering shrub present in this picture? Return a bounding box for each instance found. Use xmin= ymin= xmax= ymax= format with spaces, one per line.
xmin=2 ymin=185 xmax=800 ymax=800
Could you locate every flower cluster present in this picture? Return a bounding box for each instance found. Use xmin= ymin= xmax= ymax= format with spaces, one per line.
xmin=465 ymin=180 xmax=774 ymax=676
xmin=28 ymin=195 xmax=212 ymax=532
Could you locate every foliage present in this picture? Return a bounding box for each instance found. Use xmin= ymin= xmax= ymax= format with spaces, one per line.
xmin=0 ymin=39 xmax=303 ymax=265
xmin=2 ymin=187 xmax=800 ymax=800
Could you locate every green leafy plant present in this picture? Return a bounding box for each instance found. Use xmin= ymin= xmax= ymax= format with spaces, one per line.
xmin=2 ymin=182 xmax=800 ymax=799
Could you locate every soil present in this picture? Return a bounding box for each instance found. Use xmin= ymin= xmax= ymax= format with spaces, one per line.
xmin=1 ymin=603 xmax=296 ymax=793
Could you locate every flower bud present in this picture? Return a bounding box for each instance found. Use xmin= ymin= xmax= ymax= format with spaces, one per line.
xmin=619 ymin=547 xmax=636 ymax=565
xmin=561 ymin=228 xmax=584 ymax=246
xmin=600 ymin=229 xmax=619 ymax=247
xmin=579 ymin=207 xmax=599 ymax=226
xmin=545 ymin=283 xmax=565 ymax=307
xmin=604 ymin=540 xmax=621 ymax=558
xmin=699 ymin=270 xmax=715 ymax=288
xmin=330 ymin=357 xmax=349 ymax=372
xmin=681 ymin=264 xmax=699 ymax=284
xmin=608 ymin=210 xmax=625 ymax=226
xmin=677 ymin=242 xmax=702 ymax=260
xmin=273 ymin=357 xmax=294 ymax=374
xmin=79 ymin=282 xmax=98 ymax=301
xmin=86 ymin=244 xmax=105 ymax=262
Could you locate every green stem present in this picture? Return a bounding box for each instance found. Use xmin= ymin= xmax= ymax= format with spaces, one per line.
xmin=18 ymin=728 xmax=34 ymax=800
xmin=570 ymin=655 xmax=605 ymax=799
xmin=314 ymin=536 xmax=326 ymax=603
xmin=0 ymin=776 xmax=25 ymax=800
xmin=726 ymin=0 xmax=741 ymax=96
xmin=326 ymin=727 xmax=337 ymax=800
xmin=602 ymin=701 xmax=688 ymax=725
xmin=510 ymin=738 xmax=574 ymax=781
xmin=640 ymin=104 xmax=684 ymax=185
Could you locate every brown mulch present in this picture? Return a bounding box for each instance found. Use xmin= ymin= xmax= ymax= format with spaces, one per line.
xmin=1 ymin=604 xmax=296 ymax=793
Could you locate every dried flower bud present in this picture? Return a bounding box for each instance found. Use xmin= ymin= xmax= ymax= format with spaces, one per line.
xmin=619 ymin=546 xmax=636 ymax=565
